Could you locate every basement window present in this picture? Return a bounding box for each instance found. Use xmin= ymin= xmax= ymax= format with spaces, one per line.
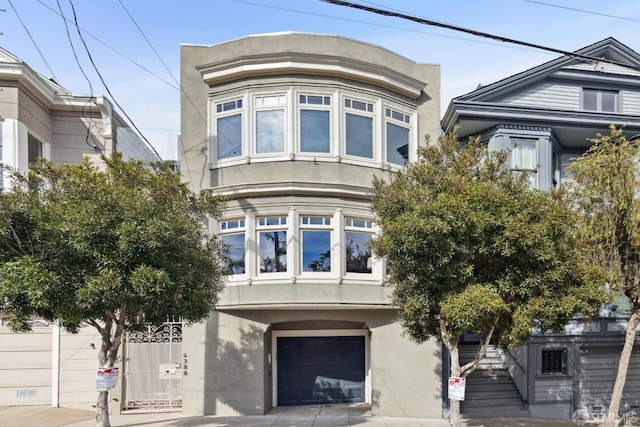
xmin=541 ymin=348 xmax=567 ymax=374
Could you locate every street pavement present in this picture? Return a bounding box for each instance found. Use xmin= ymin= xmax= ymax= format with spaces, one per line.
xmin=0 ymin=404 xmax=581 ymax=427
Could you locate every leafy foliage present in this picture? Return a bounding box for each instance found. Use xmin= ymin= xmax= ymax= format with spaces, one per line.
xmin=569 ymin=126 xmax=640 ymax=423
xmin=371 ymin=132 xmax=604 ymax=351
xmin=0 ymin=153 xmax=226 ymax=335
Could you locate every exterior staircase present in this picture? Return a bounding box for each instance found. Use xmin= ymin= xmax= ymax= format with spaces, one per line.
xmin=459 ymin=344 xmax=530 ymax=418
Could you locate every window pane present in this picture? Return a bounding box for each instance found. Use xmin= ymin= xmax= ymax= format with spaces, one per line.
xmin=601 ymin=91 xmax=616 ymax=112
xmin=28 ymin=135 xmax=42 ymax=164
xmin=217 ymin=114 xmax=242 ymax=159
xmin=387 ymin=123 xmax=409 ymax=165
xmin=259 ymin=231 xmax=287 ymax=273
xmin=302 ymin=230 xmax=331 ymax=272
xmin=345 ymin=231 xmax=372 ymax=273
xmin=256 ymin=110 xmax=285 ymax=154
xmin=222 ymin=233 xmax=245 ymax=275
xmin=511 ymin=139 xmax=536 ymax=170
xmin=346 ymin=113 xmax=373 ymax=159
xmin=583 ymin=90 xmax=597 ymax=111
xmin=301 ymin=110 xmax=330 ymax=153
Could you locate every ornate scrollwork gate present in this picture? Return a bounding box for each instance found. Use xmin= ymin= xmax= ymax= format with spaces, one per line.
xmin=123 ymin=320 xmax=182 ymax=410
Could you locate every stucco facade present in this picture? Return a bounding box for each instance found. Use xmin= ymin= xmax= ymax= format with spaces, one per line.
xmin=180 ymin=32 xmax=442 ymax=417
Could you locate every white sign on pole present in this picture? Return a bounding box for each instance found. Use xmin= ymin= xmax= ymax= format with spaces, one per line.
xmin=95 ymin=367 xmax=119 ymax=391
xmin=448 ymin=376 xmax=466 ymax=401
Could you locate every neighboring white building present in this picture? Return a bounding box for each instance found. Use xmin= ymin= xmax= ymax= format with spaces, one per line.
xmin=0 ymin=46 xmax=160 ymax=409
xmin=179 ymin=32 xmax=443 ymax=418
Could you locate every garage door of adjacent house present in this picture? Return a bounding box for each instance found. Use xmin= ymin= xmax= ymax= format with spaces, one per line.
xmin=277 ymin=336 xmax=365 ymax=406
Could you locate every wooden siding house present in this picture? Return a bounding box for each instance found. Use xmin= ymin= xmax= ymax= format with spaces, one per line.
xmin=442 ymin=37 xmax=640 ymax=420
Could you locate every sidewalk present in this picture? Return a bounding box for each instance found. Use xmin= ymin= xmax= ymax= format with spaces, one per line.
xmin=0 ymin=404 xmax=578 ymax=426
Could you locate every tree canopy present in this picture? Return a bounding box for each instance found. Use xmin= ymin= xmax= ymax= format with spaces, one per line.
xmin=0 ymin=153 xmax=226 ymax=426
xmin=370 ymin=132 xmax=605 ymax=425
xmin=569 ymin=125 xmax=640 ymax=426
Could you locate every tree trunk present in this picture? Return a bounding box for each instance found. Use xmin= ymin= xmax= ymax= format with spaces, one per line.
xmin=606 ymin=308 xmax=640 ymax=427
xmin=449 ymin=344 xmax=461 ymax=427
xmin=95 ymin=390 xmax=110 ymax=427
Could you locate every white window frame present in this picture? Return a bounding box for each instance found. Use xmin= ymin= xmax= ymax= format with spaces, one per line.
xmin=297 ymin=93 xmax=332 ymax=156
xmin=343 ymin=96 xmax=376 ymax=161
xmin=344 ymin=217 xmax=375 ymax=275
xmin=384 ymin=106 xmax=412 ymax=166
xmin=257 ymin=215 xmax=289 ymax=275
xmin=299 ymin=215 xmax=333 ymax=275
xmin=212 ymin=98 xmax=244 ymax=162
xmin=219 ymin=218 xmax=247 ymax=279
xmin=253 ymin=93 xmax=288 ymax=156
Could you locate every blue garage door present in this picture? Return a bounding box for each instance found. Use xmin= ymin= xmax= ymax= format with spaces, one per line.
xmin=277 ymin=336 xmax=365 ymax=406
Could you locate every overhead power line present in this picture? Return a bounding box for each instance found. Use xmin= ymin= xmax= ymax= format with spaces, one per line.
xmin=66 ymin=0 xmax=162 ymax=160
xmin=321 ymin=0 xmax=640 ymax=74
xmin=524 ymin=0 xmax=640 ymax=24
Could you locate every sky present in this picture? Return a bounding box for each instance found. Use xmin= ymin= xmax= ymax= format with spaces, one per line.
xmin=3 ymin=0 xmax=640 ymax=160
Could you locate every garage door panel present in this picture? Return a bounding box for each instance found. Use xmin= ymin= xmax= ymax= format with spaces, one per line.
xmin=277 ymin=336 xmax=365 ymax=406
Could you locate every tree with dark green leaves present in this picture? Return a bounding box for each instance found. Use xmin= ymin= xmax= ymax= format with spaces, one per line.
xmin=0 ymin=153 xmax=226 ymax=427
xmin=569 ymin=126 xmax=640 ymax=426
xmin=370 ymin=133 xmax=605 ymax=426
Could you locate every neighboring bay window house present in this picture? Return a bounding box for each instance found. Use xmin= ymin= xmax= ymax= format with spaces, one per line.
xmin=180 ymin=32 xmax=443 ymax=418
xmin=442 ymin=37 xmax=640 ymax=420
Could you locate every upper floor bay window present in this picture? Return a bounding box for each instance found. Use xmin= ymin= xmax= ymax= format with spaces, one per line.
xmin=345 ymin=217 xmax=373 ymax=274
xmin=215 ymin=99 xmax=243 ymax=160
xmin=300 ymin=216 xmax=332 ymax=272
xmin=344 ymin=98 xmax=374 ymax=159
xmin=0 ymin=123 xmax=4 ymax=190
xmin=258 ymin=216 xmax=288 ymax=273
xmin=510 ymin=138 xmax=538 ymax=188
xmin=385 ymin=108 xmax=410 ymax=166
xmin=583 ymin=88 xmax=618 ymax=112
xmin=220 ymin=219 xmax=246 ymax=275
xmin=299 ymin=94 xmax=331 ymax=154
xmin=255 ymin=94 xmax=286 ymax=155
xmin=209 ymin=89 xmax=415 ymax=166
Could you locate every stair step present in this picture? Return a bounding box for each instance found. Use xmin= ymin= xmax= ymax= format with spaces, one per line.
xmin=462 ymin=395 xmax=525 ymax=405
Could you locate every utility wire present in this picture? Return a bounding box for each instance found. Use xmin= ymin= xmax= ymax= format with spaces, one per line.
xmin=116 ymin=0 xmax=207 ymax=126
xmin=67 ymin=0 xmax=162 ymax=161
xmin=524 ymin=0 xmax=640 ymax=24
xmin=230 ymin=0 xmax=545 ymax=56
xmin=35 ymin=0 xmax=179 ymax=91
xmin=321 ymin=0 xmax=640 ymax=74
xmin=8 ymin=0 xmax=60 ymax=83
xmin=56 ymin=0 xmax=99 ymax=150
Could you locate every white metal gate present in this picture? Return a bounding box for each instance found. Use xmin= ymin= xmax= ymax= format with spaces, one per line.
xmin=123 ymin=321 xmax=182 ymax=410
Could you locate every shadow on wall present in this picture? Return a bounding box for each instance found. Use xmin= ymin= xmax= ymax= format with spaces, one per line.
xmin=212 ymin=324 xmax=265 ymax=414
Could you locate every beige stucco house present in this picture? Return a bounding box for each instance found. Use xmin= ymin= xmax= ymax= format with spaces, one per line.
xmin=179 ymin=32 xmax=443 ymax=418
xmin=0 ymin=46 xmax=160 ymax=408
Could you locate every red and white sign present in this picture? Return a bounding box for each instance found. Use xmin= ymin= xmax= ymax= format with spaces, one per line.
xmin=448 ymin=376 xmax=466 ymax=401
xmin=95 ymin=367 xmax=119 ymax=391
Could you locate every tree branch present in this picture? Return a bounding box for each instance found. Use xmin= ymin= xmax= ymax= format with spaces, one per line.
xmin=460 ymin=313 xmax=501 ymax=377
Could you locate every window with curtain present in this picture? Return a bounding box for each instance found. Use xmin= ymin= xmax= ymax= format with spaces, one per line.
xmin=510 ymin=138 xmax=537 ymax=188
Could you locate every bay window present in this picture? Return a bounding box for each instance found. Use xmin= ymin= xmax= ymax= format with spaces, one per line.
xmin=344 ymin=218 xmax=373 ymax=274
xmin=255 ymin=94 xmax=286 ymax=155
xmin=220 ymin=219 xmax=246 ymax=275
xmin=258 ymin=216 xmax=288 ymax=273
xmin=344 ymin=98 xmax=374 ymax=159
xmin=299 ymin=94 xmax=331 ymax=153
xmin=215 ymin=99 xmax=243 ymax=160
xmin=510 ymin=138 xmax=538 ymax=188
xmin=300 ymin=216 xmax=332 ymax=272
xmin=385 ymin=108 xmax=410 ymax=165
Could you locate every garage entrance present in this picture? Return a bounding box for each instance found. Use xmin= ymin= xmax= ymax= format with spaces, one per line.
xmin=276 ymin=335 xmax=366 ymax=406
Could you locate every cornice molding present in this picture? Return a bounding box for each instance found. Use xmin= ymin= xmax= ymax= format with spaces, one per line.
xmin=197 ymin=52 xmax=426 ymax=99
